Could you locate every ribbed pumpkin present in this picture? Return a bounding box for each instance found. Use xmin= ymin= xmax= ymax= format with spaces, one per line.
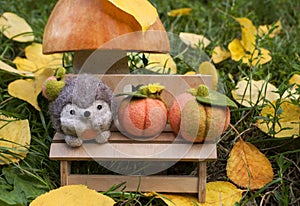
xmin=169 ymin=85 xmax=233 ymax=143
xmin=117 ymin=83 xmax=167 ymax=138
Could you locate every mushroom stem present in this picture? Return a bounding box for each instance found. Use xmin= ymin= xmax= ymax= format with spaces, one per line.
xmin=73 ymin=50 xmax=129 ymax=74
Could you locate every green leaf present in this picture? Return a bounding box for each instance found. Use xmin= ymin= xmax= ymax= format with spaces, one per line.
xmin=196 ymin=90 xmax=238 ymax=108
xmin=0 ymin=166 xmax=49 ymax=205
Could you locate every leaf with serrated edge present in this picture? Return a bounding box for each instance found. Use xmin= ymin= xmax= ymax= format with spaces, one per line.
xmin=226 ymin=140 xmax=274 ymax=189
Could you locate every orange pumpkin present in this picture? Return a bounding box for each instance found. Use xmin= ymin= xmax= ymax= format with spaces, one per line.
xmin=117 ymin=97 xmax=168 ymax=138
xmin=169 ymin=92 xmax=230 ymax=143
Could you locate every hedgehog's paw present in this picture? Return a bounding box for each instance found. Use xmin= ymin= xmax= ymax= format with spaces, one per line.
xmin=96 ymin=131 xmax=111 ymax=144
xmin=65 ymin=135 xmax=83 ymax=147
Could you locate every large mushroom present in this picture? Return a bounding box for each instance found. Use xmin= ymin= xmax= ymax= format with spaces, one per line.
xmin=43 ymin=0 xmax=170 ymax=73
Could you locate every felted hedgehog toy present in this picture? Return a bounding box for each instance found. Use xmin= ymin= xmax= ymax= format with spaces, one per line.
xmin=45 ymin=73 xmax=113 ymax=147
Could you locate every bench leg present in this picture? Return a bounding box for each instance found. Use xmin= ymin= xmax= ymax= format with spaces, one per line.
xmin=198 ymin=162 xmax=207 ymax=203
xmin=60 ymin=161 xmax=71 ymax=186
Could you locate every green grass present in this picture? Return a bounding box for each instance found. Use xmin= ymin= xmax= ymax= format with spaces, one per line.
xmin=0 ymin=0 xmax=300 ymax=205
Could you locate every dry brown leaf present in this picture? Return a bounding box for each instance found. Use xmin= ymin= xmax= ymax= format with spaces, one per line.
xmin=0 ymin=115 xmax=30 ymax=165
xmin=257 ymin=100 xmax=300 ymax=138
xmin=226 ymin=140 xmax=274 ymax=190
xmin=30 ymin=185 xmax=115 ymax=206
xmin=0 ymin=12 xmax=34 ymax=42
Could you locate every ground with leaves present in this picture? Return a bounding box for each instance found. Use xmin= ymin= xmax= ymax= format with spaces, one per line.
xmin=0 ymin=0 xmax=299 ymax=205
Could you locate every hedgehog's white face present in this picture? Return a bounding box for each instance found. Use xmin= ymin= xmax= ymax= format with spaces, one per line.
xmin=60 ymin=100 xmax=112 ymax=138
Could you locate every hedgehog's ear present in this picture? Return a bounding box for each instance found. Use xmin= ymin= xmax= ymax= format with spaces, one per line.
xmin=42 ymin=76 xmax=66 ymax=101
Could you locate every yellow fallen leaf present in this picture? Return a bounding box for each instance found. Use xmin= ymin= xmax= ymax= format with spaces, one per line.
xmin=247 ymin=47 xmax=272 ymax=65
xmin=257 ymin=100 xmax=300 ymax=138
xmin=185 ymin=71 xmax=197 ymax=75
xmin=0 ymin=115 xmax=30 ymax=165
xmin=231 ymin=79 xmax=279 ymax=107
xmin=235 ymin=17 xmax=257 ymax=52
xmin=258 ymin=20 xmax=282 ymax=38
xmin=198 ymin=61 xmax=218 ymax=90
xmin=108 ymin=0 xmax=158 ymax=32
xmin=283 ymin=74 xmax=300 ymax=100
xmin=8 ymin=68 xmax=54 ymax=111
xmin=211 ymin=46 xmax=231 ymax=64
xmin=0 ymin=60 xmax=33 ymax=76
xmin=167 ymin=8 xmax=192 ymax=17
xmin=228 ymin=17 xmax=272 ymax=66
xmin=228 ymin=38 xmax=245 ymax=62
xmin=179 ymin=32 xmax=211 ymax=49
xmin=13 ymin=43 xmax=63 ymax=74
xmin=160 ymin=194 xmax=199 ymax=206
xmin=288 ymin=73 xmax=300 ymax=85
xmin=30 ymin=185 xmax=115 ymax=206
xmin=226 ymin=140 xmax=274 ymax=190
xmin=0 ymin=12 xmax=34 ymax=42
xmin=203 ymin=181 xmax=244 ymax=206
xmin=159 ymin=181 xmax=243 ymax=206
xmin=145 ymin=53 xmax=177 ymax=74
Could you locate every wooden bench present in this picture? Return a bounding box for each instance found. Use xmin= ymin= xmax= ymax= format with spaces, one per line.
xmin=49 ymin=74 xmax=216 ymax=203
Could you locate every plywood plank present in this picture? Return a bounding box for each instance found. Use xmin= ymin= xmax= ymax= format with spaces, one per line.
xmin=67 ymin=174 xmax=200 ymax=193
xmin=49 ymin=142 xmax=217 ymax=161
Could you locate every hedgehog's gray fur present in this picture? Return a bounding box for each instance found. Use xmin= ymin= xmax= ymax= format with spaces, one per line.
xmin=49 ymin=74 xmax=113 ymax=133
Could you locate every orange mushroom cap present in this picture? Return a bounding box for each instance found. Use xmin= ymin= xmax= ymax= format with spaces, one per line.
xmin=43 ymin=0 xmax=170 ymax=54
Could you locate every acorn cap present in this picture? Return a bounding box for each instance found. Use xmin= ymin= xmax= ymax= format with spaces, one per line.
xmin=43 ymin=0 xmax=170 ymax=54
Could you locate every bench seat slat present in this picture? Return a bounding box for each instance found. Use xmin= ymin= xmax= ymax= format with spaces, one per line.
xmin=67 ymin=174 xmax=200 ymax=193
xmin=50 ymin=142 xmax=217 ymax=161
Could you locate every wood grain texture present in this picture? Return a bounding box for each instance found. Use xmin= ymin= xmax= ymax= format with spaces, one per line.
xmin=50 ymin=142 xmax=217 ymax=161
xmin=67 ymin=174 xmax=200 ymax=193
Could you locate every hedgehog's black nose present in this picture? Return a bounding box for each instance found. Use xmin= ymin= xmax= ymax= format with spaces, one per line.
xmin=84 ymin=111 xmax=91 ymax=117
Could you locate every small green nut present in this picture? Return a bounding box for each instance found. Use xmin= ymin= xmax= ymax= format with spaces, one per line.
xmin=55 ymin=67 xmax=66 ymax=78
xmin=197 ymin=85 xmax=209 ymax=97
xmin=45 ymin=80 xmax=65 ymax=101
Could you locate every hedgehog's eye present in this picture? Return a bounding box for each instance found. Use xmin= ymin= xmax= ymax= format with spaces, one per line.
xmin=97 ymin=105 xmax=102 ymax=110
xmin=70 ymin=109 xmax=75 ymax=115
